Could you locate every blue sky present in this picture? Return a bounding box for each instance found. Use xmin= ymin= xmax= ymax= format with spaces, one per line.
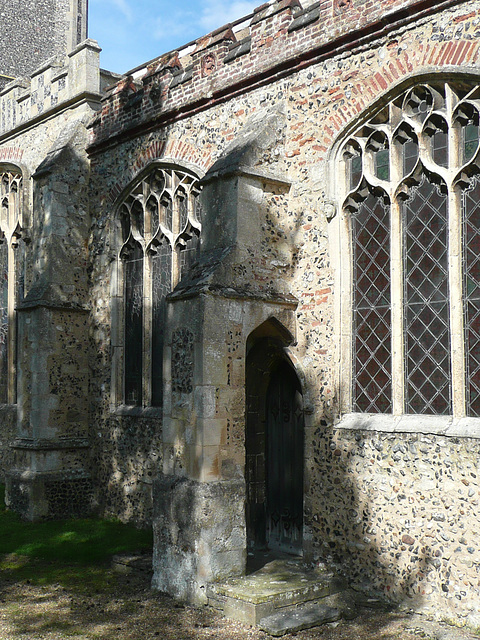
xmin=89 ymin=0 xmax=259 ymax=74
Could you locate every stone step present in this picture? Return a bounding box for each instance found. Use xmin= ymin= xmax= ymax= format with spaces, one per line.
xmin=207 ymin=556 xmax=348 ymax=626
xmin=258 ymin=590 xmax=358 ymax=637
xmin=111 ymin=552 xmax=153 ymax=574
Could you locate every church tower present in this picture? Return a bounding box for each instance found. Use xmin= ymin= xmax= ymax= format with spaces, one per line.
xmin=0 ymin=0 xmax=88 ymax=89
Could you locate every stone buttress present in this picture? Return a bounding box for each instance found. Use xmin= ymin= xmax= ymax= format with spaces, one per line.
xmin=4 ymin=41 xmax=107 ymax=519
xmin=152 ymin=111 xmax=298 ymax=603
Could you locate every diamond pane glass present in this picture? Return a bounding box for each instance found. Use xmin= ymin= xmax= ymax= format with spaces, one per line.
xmin=147 ymin=197 xmax=159 ymax=236
xmin=0 ymin=242 xmax=8 ymax=404
xmin=177 ymin=190 xmax=188 ymax=229
xmin=463 ymin=175 xmax=480 ymax=416
xmin=179 ymin=232 xmax=200 ymax=280
xmin=350 ymin=154 xmax=362 ymax=190
xmin=124 ymin=243 xmax=143 ymax=406
xmin=403 ymin=175 xmax=451 ymax=414
xmin=432 ymin=129 xmax=448 ymax=168
xmin=131 ymin=200 xmax=144 ymax=236
xmin=352 ymin=192 xmax=392 ymax=413
xmin=151 ymin=242 xmax=172 ymax=407
xmin=161 ymin=195 xmax=173 ymax=231
xmin=375 ymin=149 xmax=390 ymax=181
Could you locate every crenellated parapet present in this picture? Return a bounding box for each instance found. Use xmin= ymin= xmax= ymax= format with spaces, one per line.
xmin=0 ymin=39 xmax=118 ymax=139
xmin=88 ymin=0 xmax=465 ymax=150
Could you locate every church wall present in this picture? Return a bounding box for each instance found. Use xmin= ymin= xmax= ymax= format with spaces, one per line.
xmin=0 ymin=41 xmax=104 ymax=518
xmin=86 ymin=0 xmax=480 ymax=621
xmin=311 ymin=427 xmax=480 ymax=627
xmin=0 ymin=407 xmax=16 ymax=482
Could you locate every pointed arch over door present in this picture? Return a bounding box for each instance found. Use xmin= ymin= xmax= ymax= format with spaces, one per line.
xmin=245 ymin=323 xmax=304 ymax=555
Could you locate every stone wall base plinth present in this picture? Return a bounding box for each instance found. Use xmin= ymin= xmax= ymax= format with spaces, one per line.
xmin=6 ymin=469 xmax=94 ymax=520
xmin=152 ymin=475 xmax=246 ymax=604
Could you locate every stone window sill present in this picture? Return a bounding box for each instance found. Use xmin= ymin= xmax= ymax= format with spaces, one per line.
xmin=113 ymin=405 xmax=163 ymax=418
xmin=336 ymin=413 xmax=480 ymax=439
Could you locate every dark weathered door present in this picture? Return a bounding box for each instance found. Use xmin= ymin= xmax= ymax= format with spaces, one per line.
xmin=266 ymin=361 xmax=304 ymax=554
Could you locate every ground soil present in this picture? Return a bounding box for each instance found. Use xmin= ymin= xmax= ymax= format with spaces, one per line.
xmin=0 ymin=561 xmax=479 ymax=640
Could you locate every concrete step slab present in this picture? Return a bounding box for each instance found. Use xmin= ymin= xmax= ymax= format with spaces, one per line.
xmin=258 ymin=591 xmax=359 ymax=637
xmin=207 ymin=557 xmax=347 ymax=626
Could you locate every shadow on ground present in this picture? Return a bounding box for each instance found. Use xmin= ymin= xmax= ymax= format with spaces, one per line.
xmin=0 ymin=554 xmax=471 ymax=640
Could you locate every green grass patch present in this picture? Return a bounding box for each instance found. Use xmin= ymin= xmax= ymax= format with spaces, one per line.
xmin=0 ymin=484 xmax=152 ymax=589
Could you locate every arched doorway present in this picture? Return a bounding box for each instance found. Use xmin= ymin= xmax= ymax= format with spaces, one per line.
xmin=245 ymin=329 xmax=304 ymax=556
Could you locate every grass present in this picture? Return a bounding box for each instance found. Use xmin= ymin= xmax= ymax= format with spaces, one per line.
xmin=0 ymin=484 xmax=153 ymax=590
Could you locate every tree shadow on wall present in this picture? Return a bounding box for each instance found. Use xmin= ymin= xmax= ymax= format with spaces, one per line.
xmin=250 ymin=173 xmax=441 ymax=626
xmin=307 ymin=418 xmax=443 ymax=616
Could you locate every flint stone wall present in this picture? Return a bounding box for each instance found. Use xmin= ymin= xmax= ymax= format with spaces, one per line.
xmin=0 ymin=0 xmax=88 ymax=90
xmin=312 ymin=427 xmax=480 ymax=627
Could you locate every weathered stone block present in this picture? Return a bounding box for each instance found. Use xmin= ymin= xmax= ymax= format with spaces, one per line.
xmin=152 ymin=475 xmax=246 ymax=604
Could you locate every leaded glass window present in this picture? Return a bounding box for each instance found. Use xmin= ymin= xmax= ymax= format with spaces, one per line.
xmin=0 ymin=169 xmax=24 ymax=404
xmin=403 ymin=176 xmax=451 ymax=414
xmin=119 ymin=166 xmax=201 ymax=407
xmin=351 ymin=190 xmax=392 ymax=413
xmin=341 ymin=81 xmax=480 ymax=417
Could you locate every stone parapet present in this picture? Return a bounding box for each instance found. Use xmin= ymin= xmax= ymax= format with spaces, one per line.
xmin=88 ymin=0 xmax=467 ymax=149
xmin=0 ymin=39 xmax=113 ymax=139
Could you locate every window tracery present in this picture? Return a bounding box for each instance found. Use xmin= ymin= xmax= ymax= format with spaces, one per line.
xmin=341 ymin=81 xmax=480 ymax=417
xmin=118 ymin=165 xmax=201 ymax=407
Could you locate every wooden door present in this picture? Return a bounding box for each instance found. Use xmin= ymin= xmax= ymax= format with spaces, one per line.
xmin=265 ymin=361 xmax=304 ymax=554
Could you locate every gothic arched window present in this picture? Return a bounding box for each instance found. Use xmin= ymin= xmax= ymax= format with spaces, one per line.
xmin=0 ymin=168 xmax=24 ymax=404
xmin=340 ymin=81 xmax=480 ymax=418
xmin=118 ymin=165 xmax=201 ymax=407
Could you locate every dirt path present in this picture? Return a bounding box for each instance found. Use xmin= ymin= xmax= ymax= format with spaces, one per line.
xmin=0 ymin=564 xmax=478 ymax=640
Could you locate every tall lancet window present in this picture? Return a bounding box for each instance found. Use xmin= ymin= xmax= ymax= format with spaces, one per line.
xmin=119 ymin=166 xmax=201 ymax=407
xmin=341 ymin=82 xmax=480 ymax=418
xmin=0 ymin=168 xmax=24 ymax=404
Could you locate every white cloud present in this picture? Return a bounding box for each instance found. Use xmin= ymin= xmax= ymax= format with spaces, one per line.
xmin=199 ymin=0 xmax=258 ymax=31
xmin=153 ymin=11 xmax=197 ymax=42
xmin=91 ymin=0 xmax=133 ymax=22
xmin=153 ymin=0 xmax=259 ymax=43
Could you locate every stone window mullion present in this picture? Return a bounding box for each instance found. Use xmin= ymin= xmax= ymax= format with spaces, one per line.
xmin=449 ymin=186 xmax=466 ymax=416
xmin=171 ymin=173 xmax=181 ymax=288
xmin=143 ymin=246 xmax=153 ymax=407
xmin=390 ymin=196 xmax=404 ymax=415
xmin=448 ymin=117 xmax=466 ymax=417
